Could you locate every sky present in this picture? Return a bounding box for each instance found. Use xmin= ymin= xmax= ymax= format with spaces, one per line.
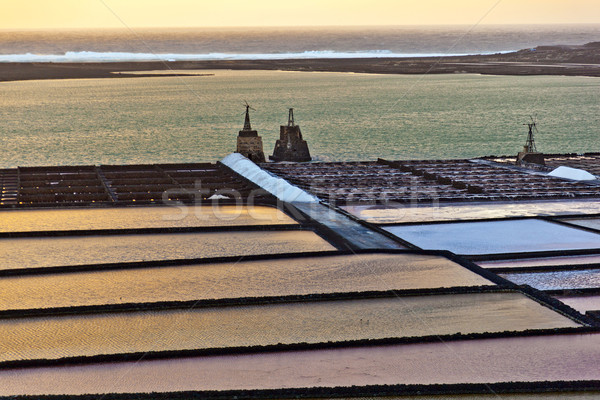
xmin=1 ymin=0 xmax=599 ymax=30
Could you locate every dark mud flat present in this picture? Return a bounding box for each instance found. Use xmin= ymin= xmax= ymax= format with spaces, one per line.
xmin=1 ymin=42 xmax=600 ymax=82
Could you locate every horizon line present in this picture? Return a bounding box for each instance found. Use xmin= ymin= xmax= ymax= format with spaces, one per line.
xmin=2 ymin=22 xmax=600 ymax=32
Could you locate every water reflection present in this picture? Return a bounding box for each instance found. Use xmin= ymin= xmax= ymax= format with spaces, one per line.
xmin=0 ymin=231 xmax=334 ymax=269
xmin=0 ymin=293 xmax=578 ymax=362
xmin=1 ymin=333 xmax=598 ymax=395
xmin=0 ymin=205 xmax=296 ymax=233
xmin=0 ymin=253 xmax=491 ymax=310
xmin=501 ymin=269 xmax=600 ymax=291
xmin=344 ymin=200 xmax=600 ymax=224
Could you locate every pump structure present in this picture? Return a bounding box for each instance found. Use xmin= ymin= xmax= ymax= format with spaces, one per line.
xmin=270 ymin=108 xmax=312 ymax=162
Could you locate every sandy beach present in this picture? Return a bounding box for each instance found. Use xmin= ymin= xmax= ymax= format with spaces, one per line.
xmin=1 ymin=42 xmax=599 ymax=82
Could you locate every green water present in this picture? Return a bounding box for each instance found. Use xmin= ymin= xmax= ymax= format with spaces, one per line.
xmin=1 ymin=70 xmax=599 ymax=168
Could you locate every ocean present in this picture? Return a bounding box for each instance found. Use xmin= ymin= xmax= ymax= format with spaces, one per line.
xmin=1 ymin=24 xmax=600 ymax=61
xmin=0 ymin=25 xmax=600 ymax=167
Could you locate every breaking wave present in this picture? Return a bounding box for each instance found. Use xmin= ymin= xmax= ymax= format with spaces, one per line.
xmin=0 ymin=50 xmax=511 ymax=63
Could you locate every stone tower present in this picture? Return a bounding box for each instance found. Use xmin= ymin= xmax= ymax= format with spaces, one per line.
xmin=516 ymin=121 xmax=545 ymax=165
xmin=270 ymin=108 xmax=312 ymax=162
xmin=236 ymin=104 xmax=265 ymax=163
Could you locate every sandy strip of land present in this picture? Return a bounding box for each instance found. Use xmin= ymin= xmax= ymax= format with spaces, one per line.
xmin=1 ymin=58 xmax=600 ymax=83
xmin=1 ymin=43 xmax=599 ymax=82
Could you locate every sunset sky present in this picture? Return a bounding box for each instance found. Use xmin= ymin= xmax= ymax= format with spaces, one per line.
xmin=1 ymin=0 xmax=599 ymax=29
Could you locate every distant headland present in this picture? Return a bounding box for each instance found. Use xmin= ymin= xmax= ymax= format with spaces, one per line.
xmin=1 ymin=42 xmax=600 ymax=83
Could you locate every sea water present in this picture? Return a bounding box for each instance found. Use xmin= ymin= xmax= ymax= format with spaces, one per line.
xmin=1 ymin=25 xmax=600 ymax=60
xmin=1 ymin=71 xmax=599 ymax=168
xmin=1 ymin=25 xmax=600 ymax=167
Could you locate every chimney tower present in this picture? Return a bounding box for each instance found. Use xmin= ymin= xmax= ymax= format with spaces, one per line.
xmin=236 ymin=104 xmax=265 ymax=163
xmin=270 ymin=108 xmax=312 ymax=162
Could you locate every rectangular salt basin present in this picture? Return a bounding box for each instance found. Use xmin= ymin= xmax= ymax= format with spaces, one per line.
xmin=500 ymin=269 xmax=600 ymax=291
xmin=1 ymin=333 xmax=598 ymax=395
xmin=478 ymin=254 xmax=600 ymax=269
xmin=343 ymin=200 xmax=600 ymax=224
xmin=0 ymin=231 xmax=335 ymax=270
xmin=0 ymin=293 xmax=579 ymax=363
xmin=560 ymin=217 xmax=600 ymax=232
xmin=300 ymin=395 xmax=600 ymax=399
xmin=0 ymin=254 xmax=493 ymax=310
xmin=555 ymin=295 xmax=600 ymax=313
xmin=384 ymin=219 xmax=600 ymax=255
xmin=311 ymin=395 xmax=600 ymax=399
xmin=0 ymin=205 xmax=296 ymax=232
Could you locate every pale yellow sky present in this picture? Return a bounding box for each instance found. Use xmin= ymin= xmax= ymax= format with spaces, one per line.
xmin=1 ymin=0 xmax=599 ymax=30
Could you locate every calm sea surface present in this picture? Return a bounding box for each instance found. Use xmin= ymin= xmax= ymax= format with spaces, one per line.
xmin=0 ymin=70 xmax=599 ymax=168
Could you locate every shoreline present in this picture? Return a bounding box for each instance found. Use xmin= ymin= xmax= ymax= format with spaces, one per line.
xmin=1 ymin=43 xmax=600 ymax=82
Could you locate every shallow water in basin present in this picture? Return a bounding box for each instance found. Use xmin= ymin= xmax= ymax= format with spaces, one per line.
xmin=0 ymin=253 xmax=492 ymax=310
xmin=344 ymin=201 xmax=600 ymax=224
xmin=501 ymin=269 xmax=600 ymax=290
xmin=477 ymin=254 xmax=600 ymax=269
xmin=554 ymin=295 xmax=600 ymax=313
xmin=0 ymin=293 xmax=578 ymax=362
xmin=561 ymin=218 xmax=600 ymax=232
xmin=384 ymin=219 xmax=600 ymax=255
xmin=1 ymin=333 xmax=598 ymax=395
xmin=0 ymin=205 xmax=296 ymax=232
xmin=0 ymin=230 xmax=334 ymax=269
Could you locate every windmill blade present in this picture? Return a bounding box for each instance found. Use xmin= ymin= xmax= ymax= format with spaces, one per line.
xmin=530 ymin=115 xmax=539 ymax=131
xmin=530 ymin=113 xmax=539 ymax=126
xmin=243 ymin=100 xmax=256 ymax=111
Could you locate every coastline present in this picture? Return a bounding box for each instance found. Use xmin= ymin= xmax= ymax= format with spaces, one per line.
xmin=1 ymin=42 xmax=600 ymax=82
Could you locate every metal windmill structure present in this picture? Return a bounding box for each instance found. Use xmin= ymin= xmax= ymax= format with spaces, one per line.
xmin=516 ymin=115 xmax=545 ymax=165
xmin=242 ymin=101 xmax=256 ymax=131
xmin=523 ymin=115 xmax=539 ymax=153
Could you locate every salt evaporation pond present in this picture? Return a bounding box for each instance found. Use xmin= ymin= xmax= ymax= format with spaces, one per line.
xmin=0 ymin=293 xmax=579 ymax=362
xmin=344 ymin=200 xmax=600 ymax=224
xmin=0 ymin=231 xmax=334 ymax=270
xmin=1 ymin=333 xmax=598 ymax=395
xmin=555 ymin=295 xmax=600 ymax=313
xmin=560 ymin=217 xmax=600 ymax=232
xmin=384 ymin=219 xmax=600 ymax=255
xmin=478 ymin=254 xmax=600 ymax=269
xmin=0 ymin=205 xmax=296 ymax=233
xmin=0 ymin=253 xmax=493 ymax=310
xmin=500 ymin=269 xmax=600 ymax=291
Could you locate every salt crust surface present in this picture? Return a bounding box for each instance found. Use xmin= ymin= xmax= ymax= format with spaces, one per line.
xmin=221 ymin=153 xmax=318 ymax=203
xmin=548 ymin=166 xmax=596 ymax=181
